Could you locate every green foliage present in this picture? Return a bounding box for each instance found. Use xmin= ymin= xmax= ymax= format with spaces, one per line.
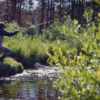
xmin=25 ymin=25 xmax=38 ymax=36
xmin=83 ymin=9 xmax=93 ymax=23
xmin=48 ymin=14 xmax=100 ymax=99
xmin=42 ymin=16 xmax=77 ymax=41
xmin=5 ymin=21 xmax=20 ymax=31
xmin=94 ymin=0 xmax=100 ymax=5
xmin=1 ymin=22 xmax=48 ymax=67
xmin=3 ymin=33 xmax=49 ymax=68
xmin=3 ymin=21 xmax=79 ymax=68
xmin=42 ymin=16 xmax=81 ymax=51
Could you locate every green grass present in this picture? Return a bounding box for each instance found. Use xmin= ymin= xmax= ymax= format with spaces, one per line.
xmin=3 ymin=34 xmax=48 ymax=68
xmin=3 ymin=34 xmax=72 ymax=68
xmin=2 ymin=20 xmax=82 ymax=68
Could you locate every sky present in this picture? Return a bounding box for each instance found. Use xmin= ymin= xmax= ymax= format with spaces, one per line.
xmin=22 ymin=0 xmax=38 ymax=10
xmin=0 ymin=0 xmax=38 ymax=10
xmin=0 ymin=0 xmax=92 ymax=10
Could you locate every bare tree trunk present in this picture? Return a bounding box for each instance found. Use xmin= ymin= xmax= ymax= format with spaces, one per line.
xmin=11 ymin=0 xmax=16 ymax=21
xmin=72 ymin=0 xmax=75 ymax=19
xmin=50 ymin=0 xmax=52 ymax=24
xmin=52 ymin=0 xmax=55 ymax=23
xmin=18 ymin=0 xmax=22 ymax=25
xmin=39 ymin=0 xmax=45 ymax=33
xmin=46 ymin=0 xmax=50 ymax=28
xmin=6 ymin=0 xmax=9 ymax=21
xmin=59 ymin=0 xmax=64 ymax=19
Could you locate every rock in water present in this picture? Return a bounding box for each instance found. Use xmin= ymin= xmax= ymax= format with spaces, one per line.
xmin=34 ymin=63 xmax=45 ymax=69
xmin=0 ymin=57 xmax=24 ymax=77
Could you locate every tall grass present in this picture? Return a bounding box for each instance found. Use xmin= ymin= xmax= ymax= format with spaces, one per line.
xmin=2 ymin=17 xmax=86 ymax=68
xmin=3 ymin=34 xmax=48 ymax=68
xmin=3 ymin=20 xmax=79 ymax=68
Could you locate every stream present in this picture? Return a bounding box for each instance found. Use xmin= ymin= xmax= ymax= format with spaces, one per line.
xmin=0 ymin=66 xmax=60 ymax=100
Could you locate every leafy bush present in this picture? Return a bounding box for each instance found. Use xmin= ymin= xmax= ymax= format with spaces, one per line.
xmin=5 ymin=21 xmax=20 ymax=31
xmin=26 ymin=26 xmax=38 ymax=36
xmin=48 ymin=47 xmax=100 ymax=99
xmin=48 ymin=15 xmax=100 ymax=99
xmin=3 ymin=21 xmax=77 ymax=68
xmin=42 ymin=16 xmax=76 ymax=41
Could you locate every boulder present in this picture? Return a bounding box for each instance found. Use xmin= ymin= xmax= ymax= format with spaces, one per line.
xmin=0 ymin=57 xmax=24 ymax=77
xmin=34 ymin=63 xmax=45 ymax=69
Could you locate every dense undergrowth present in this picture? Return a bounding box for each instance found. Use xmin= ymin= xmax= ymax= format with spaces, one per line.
xmin=47 ymin=13 xmax=100 ymax=99
xmin=3 ymin=18 xmax=78 ymax=68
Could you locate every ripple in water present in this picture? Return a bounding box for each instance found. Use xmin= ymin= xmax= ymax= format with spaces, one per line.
xmin=0 ymin=67 xmax=60 ymax=100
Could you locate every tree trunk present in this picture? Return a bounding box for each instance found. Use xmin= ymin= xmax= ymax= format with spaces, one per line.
xmin=39 ymin=0 xmax=45 ymax=33
xmin=18 ymin=0 xmax=22 ymax=25
xmin=46 ymin=0 xmax=50 ymax=28
xmin=11 ymin=0 xmax=16 ymax=21
xmin=59 ymin=0 xmax=62 ymax=19
xmin=6 ymin=0 xmax=9 ymax=21
xmin=52 ymin=0 xmax=55 ymax=23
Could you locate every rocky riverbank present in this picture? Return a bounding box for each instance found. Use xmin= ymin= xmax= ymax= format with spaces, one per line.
xmin=0 ymin=63 xmax=61 ymax=81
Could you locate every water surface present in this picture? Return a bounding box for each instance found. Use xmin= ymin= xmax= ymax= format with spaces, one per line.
xmin=0 ymin=79 xmax=59 ymax=100
xmin=0 ymin=69 xmax=59 ymax=100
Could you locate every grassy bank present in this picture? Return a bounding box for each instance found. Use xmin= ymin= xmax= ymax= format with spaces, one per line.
xmin=3 ymin=18 xmax=80 ymax=68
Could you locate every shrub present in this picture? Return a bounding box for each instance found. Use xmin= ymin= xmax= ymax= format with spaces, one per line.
xmin=48 ymin=15 xmax=100 ymax=99
xmin=48 ymin=47 xmax=100 ymax=99
xmin=5 ymin=21 xmax=20 ymax=32
xmin=25 ymin=26 xmax=38 ymax=36
xmin=42 ymin=16 xmax=76 ymax=41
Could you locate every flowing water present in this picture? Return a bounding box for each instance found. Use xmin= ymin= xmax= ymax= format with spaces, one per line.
xmin=0 ymin=67 xmax=60 ymax=100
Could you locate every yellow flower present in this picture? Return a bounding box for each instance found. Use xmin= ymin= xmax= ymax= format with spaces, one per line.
xmin=57 ymin=40 xmax=60 ymax=45
xmin=98 ymin=13 xmax=100 ymax=17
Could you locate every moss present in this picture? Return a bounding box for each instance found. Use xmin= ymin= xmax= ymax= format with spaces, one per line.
xmin=0 ymin=57 xmax=24 ymax=77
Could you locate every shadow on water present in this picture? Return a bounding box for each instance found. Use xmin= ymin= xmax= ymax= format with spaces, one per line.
xmin=0 ymin=78 xmax=59 ymax=100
